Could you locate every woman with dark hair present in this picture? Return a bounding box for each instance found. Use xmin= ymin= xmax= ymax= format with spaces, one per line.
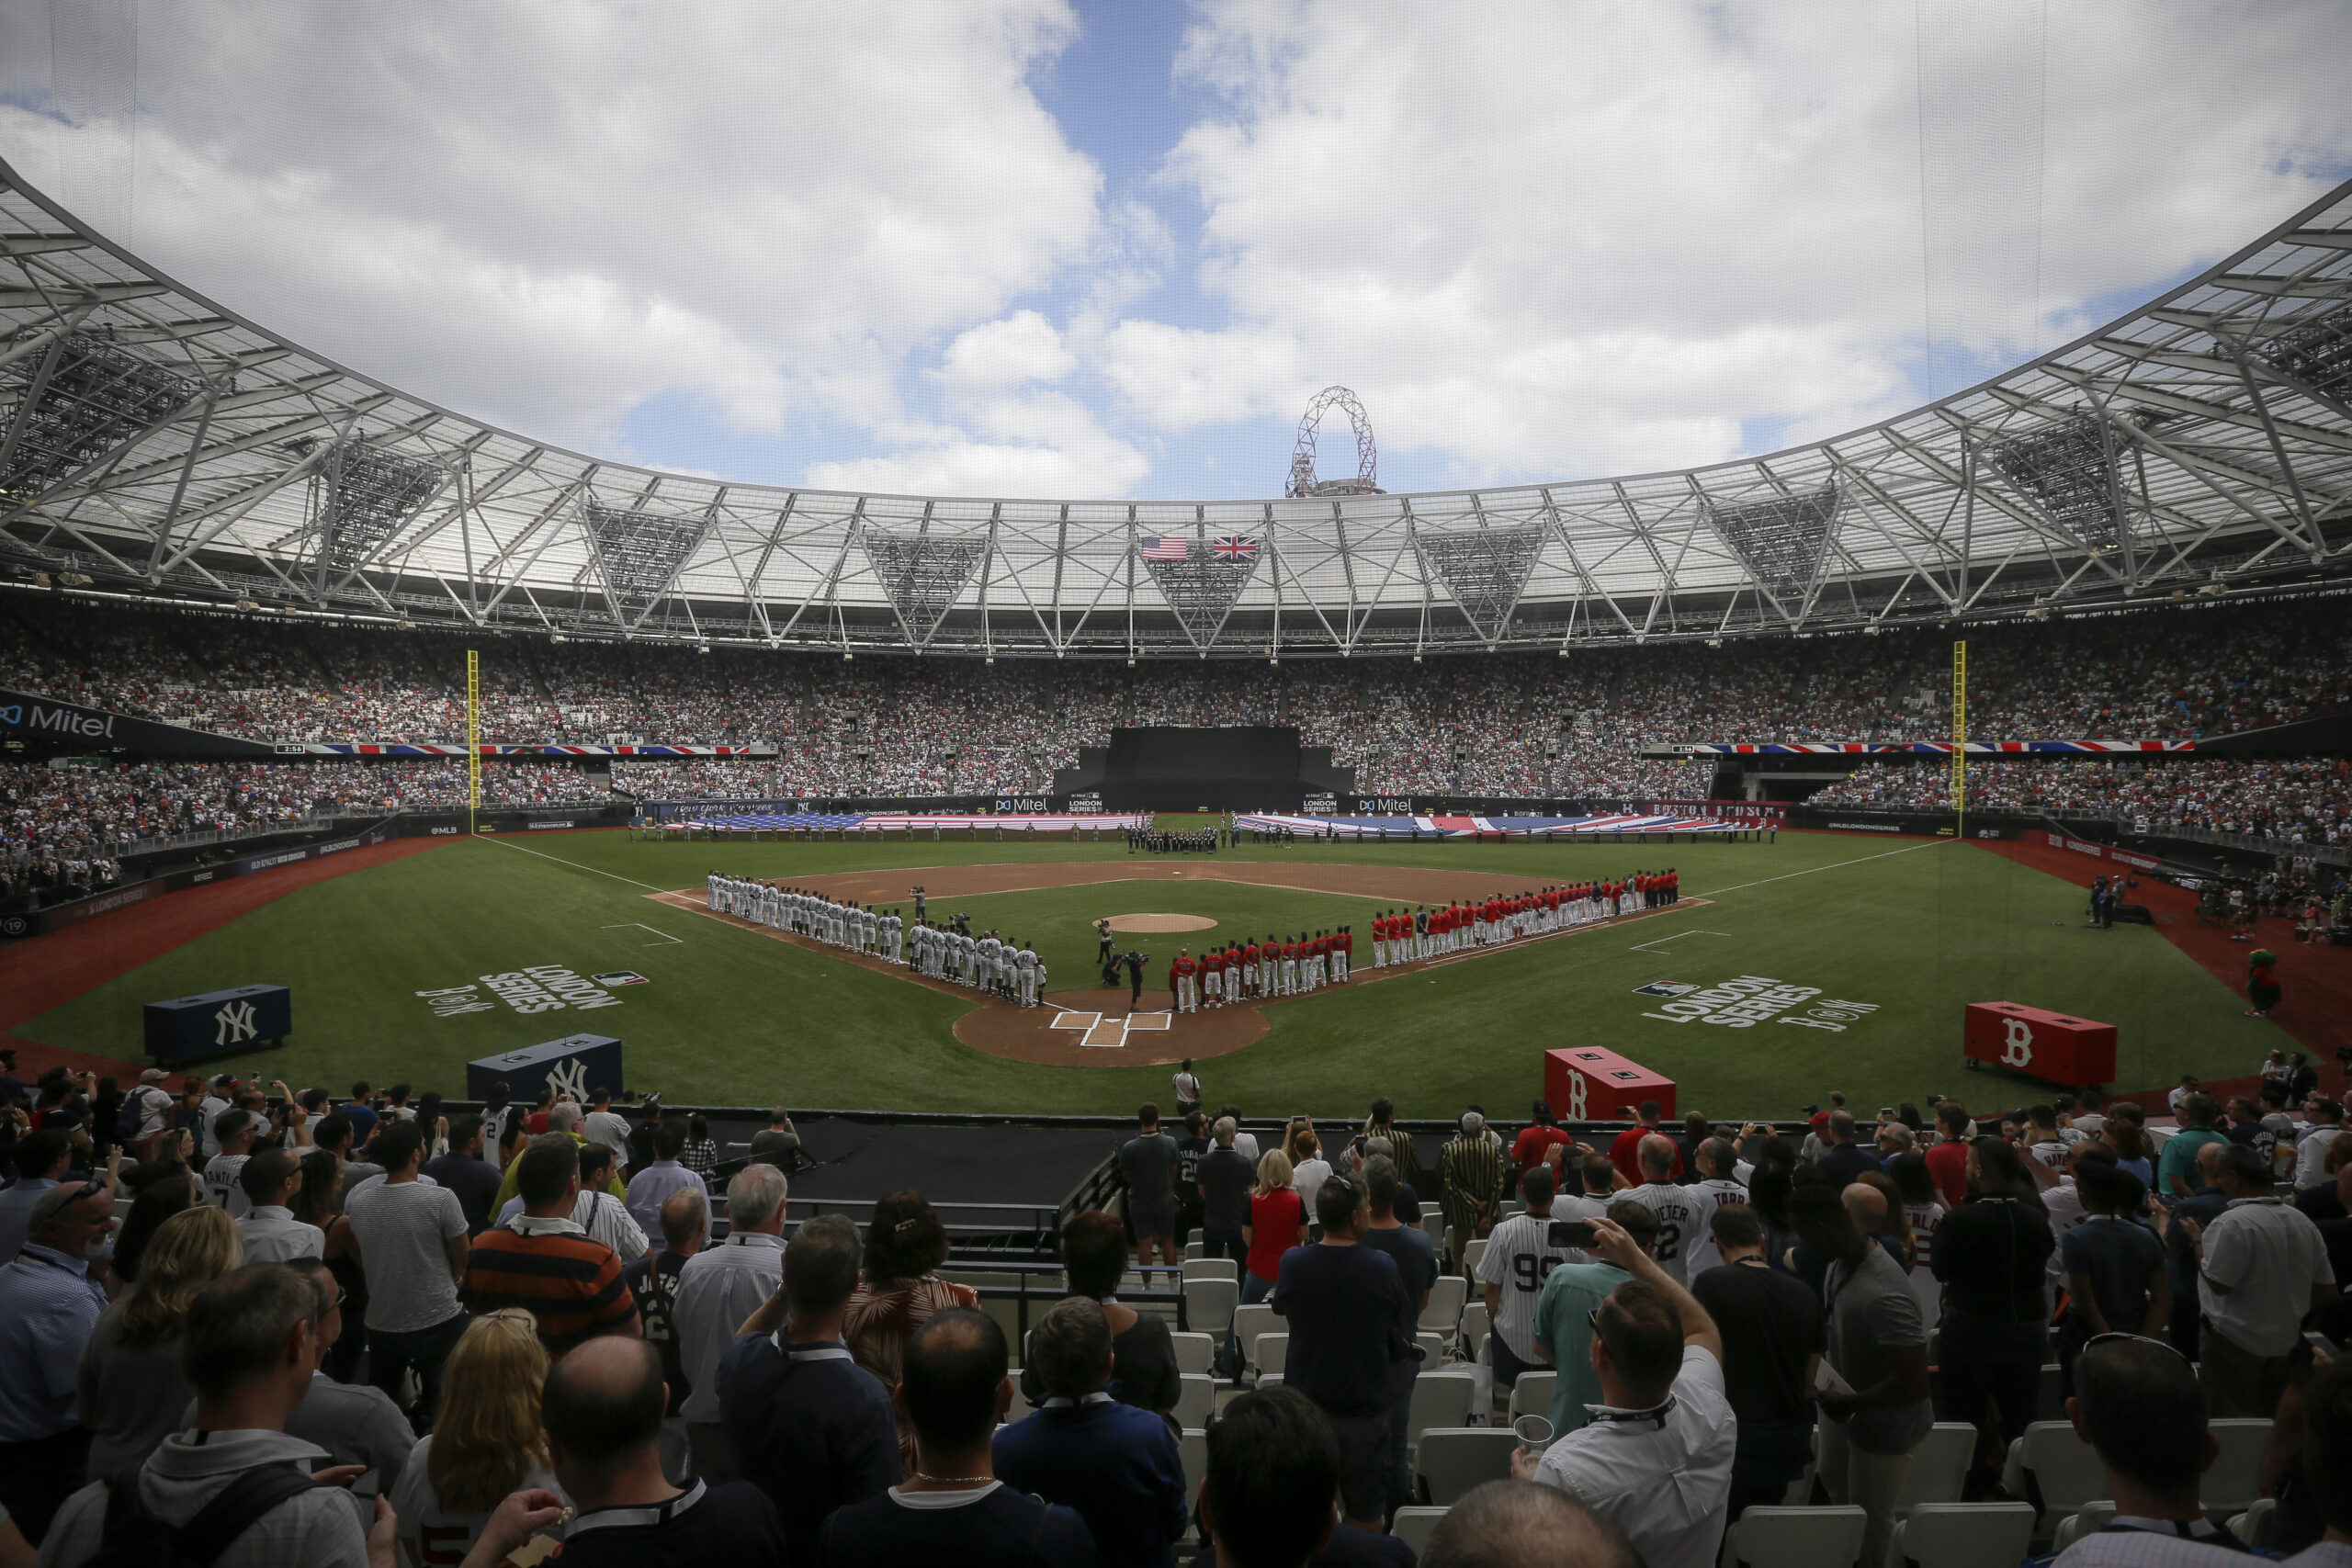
xmin=1896 ymin=1102 xmax=1924 ymax=1132
xmin=107 ymin=1163 xmax=198 ymax=1286
xmin=846 ymin=1190 xmax=980 ymax=1465
xmin=292 ymin=1147 xmax=368 ymax=1381
xmin=1887 ymin=1152 xmax=1946 ymax=1267
xmin=1020 ymin=1210 xmax=1180 ymax=1414
xmin=2100 ymin=1114 xmax=2156 ymax=1193
xmin=415 ymin=1090 xmax=447 ymax=1160
xmin=88 ymin=1076 xmax=124 ymax=1167
xmin=680 ymin=1113 xmax=720 ymax=1176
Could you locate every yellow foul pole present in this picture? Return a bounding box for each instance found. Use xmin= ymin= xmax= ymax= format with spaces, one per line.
xmin=1951 ymin=639 xmax=1967 ymax=837
xmin=466 ymin=649 xmax=482 ymax=835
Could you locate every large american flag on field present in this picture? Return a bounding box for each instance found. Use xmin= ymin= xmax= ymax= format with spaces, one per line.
xmin=1138 ymin=536 xmax=1193 ymax=560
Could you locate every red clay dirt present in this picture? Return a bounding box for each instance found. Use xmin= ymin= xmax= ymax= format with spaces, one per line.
xmin=0 ymin=834 xmax=456 ymax=1084
xmin=654 ymin=865 xmax=1712 ymax=1066
xmin=1971 ymin=833 xmax=2352 ymax=1106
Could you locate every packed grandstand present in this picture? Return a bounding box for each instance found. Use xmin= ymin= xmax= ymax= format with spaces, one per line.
xmin=7 ymin=588 xmax=2352 ymax=905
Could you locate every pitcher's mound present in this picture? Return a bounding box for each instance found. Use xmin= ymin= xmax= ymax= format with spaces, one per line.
xmin=1105 ymin=913 xmax=1218 ymax=932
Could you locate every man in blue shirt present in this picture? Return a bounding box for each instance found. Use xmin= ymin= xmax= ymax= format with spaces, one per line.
xmin=721 ymin=1213 xmax=901 ymax=1562
xmin=0 ymin=1178 xmax=115 ymax=1544
xmin=995 ymin=1296 xmax=1187 ymax=1566
xmin=817 ymin=1309 xmax=1098 ymax=1567
xmin=1271 ymin=1171 xmax=1408 ymax=1533
xmin=0 ymin=1130 xmax=69 ymax=1264
xmin=1356 ymin=1155 xmax=1436 ymax=1517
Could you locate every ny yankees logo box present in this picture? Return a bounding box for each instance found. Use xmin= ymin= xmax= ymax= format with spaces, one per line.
xmin=142 ymin=985 xmax=292 ymax=1065
xmin=1962 ymin=1002 xmax=2116 ymax=1089
xmin=466 ymin=1034 xmax=624 ymax=1104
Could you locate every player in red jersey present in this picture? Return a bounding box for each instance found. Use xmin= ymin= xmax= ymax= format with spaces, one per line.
xmin=1334 ymin=924 xmax=1351 ymax=981
xmin=1170 ymin=949 xmax=1197 ymax=1012
xmin=1243 ymin=937 xmax=1263 ymax=997
xmin=1201 ymin=945 xmax=1224 ymax=1009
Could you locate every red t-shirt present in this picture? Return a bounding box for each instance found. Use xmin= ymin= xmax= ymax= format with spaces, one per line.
xmin=1173 ymin=956 xmax=1195 ymax=978
xmin=1512 ymin=1124 xmax=1572 ymax=1172
xmin=1608 ymin=1124 xmax=1683 ymax=1181
xmin=1247 ymin=1188 xmax=1305 ymax=1281
xmin=1924 ymin=1140 xmax=1970 ymax=1209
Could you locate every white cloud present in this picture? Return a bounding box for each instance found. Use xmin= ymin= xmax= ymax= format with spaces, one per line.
xmin=0 ymin=2 xmax=1103 ymax=458
xmin=806 ymin=389 xmax=1149 ymax=499
xmin=933 ymin=310 xmax=1077 ymax=392
xmin=1101 ymin=0 xmax=2352 ymax=487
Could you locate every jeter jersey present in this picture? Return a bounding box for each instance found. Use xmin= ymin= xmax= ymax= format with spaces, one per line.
xmin=1679 ymin=1179 xmax=1753 ymax=1278
xmin=1622 ymin=1181 xmax=1702 ymax=1282
xmin=1476 ymin=1211 xmax=1587 ymax=1360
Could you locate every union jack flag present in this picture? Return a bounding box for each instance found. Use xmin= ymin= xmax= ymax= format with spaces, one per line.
xmin=1138 ymin=536 xmax=1193 ymax=561
xmin=1212 ymin=536 xmax=1261 ymax=561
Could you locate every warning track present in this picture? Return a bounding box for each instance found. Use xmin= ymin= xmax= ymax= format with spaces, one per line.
xmin=651 ymin=865 xmax=1709 ymax=1066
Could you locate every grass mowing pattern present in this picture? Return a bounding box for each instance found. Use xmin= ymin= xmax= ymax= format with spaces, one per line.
xmin=16 ymin=824 xmax=2256 ymax=1118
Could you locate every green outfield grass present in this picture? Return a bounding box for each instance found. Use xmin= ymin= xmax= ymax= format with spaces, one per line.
xmin=15 ymin=822 xmax=2259 ymax=1119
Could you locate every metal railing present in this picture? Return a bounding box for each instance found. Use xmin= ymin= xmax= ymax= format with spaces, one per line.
xmin=2109 ymin=817 xmax=2352 ymax=869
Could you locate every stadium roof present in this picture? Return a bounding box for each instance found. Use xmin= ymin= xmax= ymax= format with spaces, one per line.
xmin=3 ymin=155 xmax=2349 ymax=658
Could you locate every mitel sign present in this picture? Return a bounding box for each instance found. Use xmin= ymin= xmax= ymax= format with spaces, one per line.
xmin=0 ymin=687 xmax=279 ymax=757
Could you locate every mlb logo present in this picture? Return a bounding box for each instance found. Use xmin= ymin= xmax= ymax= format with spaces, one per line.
xmin=1632 ymin=981 xmax=1699 ymax=998
xmin=591 ymin=971 xmax=650 ymax=987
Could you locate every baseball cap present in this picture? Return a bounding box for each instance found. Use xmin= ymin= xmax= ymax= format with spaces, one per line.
xmin=208 ymin=1073 xmax=242 ymax=1091
xmin=138 ymin=1067 xmax=167 ymax=1085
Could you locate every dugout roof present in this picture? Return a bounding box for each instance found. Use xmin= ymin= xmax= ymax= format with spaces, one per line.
xmin=3 ymin=156 xmax=2349 ymax=658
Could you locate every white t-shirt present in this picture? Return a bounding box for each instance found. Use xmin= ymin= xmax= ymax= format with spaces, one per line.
xmin=2295 ymin=1125 xmax=2341 ymax=1190
xmin=582 ymin=1111 xmax=633 ymax=1162
xmin=1476 ymin=1210 xmax=1585 ymax=1360
xmin=1294 ymin=1158 xmax=1333 ymax=1216
xmin=389 ymin=1434 xmax=568 ymax=1568
xmin=345 ymin=1179 xmax=469 ymax=1333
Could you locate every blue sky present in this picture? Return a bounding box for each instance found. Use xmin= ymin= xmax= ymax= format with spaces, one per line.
xmin=3 ymin=0 xmax=2349 ymax=501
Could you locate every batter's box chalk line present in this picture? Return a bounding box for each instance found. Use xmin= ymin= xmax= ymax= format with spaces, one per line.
xmin=1051 ymin=1010 xmax=1173 ymax=1048
xmin=1628 ymin=930 xmax=1730 ymax=953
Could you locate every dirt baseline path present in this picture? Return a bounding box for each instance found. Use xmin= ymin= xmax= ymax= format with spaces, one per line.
xmin=654 ymin=866 xmax=1711 ymax=1066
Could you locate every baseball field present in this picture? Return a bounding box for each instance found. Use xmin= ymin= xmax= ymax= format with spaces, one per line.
xmin=4 ymin=819 xmax=2289 ymax=1119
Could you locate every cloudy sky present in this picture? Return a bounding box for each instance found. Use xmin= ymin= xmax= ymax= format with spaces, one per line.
xmin=4 ymin=0 xmax=2349 ymax=501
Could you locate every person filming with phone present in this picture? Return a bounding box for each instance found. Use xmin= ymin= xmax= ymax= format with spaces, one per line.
xmin=1511 ymin=1213 xmax=1736 ymax=1568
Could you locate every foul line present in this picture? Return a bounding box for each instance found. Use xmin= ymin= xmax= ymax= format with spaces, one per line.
xmin=1629 ymin=930 xmax=1729 ymax=953
xmin=478 ymin=833 xmax=673 ymax=892
xmin=1695 ymin=838 xmax=1948 ymax=898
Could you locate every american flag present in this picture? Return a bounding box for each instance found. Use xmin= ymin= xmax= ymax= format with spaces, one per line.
xmin=1138 ymin=536 xmax=1194 ymax=561
xmin=1212 ymin=536 xmax=1261 ymax=561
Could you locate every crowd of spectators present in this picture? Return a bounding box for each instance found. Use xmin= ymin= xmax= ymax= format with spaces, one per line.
xmin=1812 ymin=758 xmax=2352 ymax=843
xmin=4 ymin=1058 xmax=2350 ymax=1567
xmin=0 ymin=760 xmax=620 ymax=897
xmin=8 ymin=593 xmax=2351 ymax=802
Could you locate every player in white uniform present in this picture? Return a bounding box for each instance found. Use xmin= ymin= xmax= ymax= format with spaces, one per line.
xmin=1618 ymin=1133 xmax=1701 ymax=1283
xmin=1015 ymin=943 xmax=1039 ymax=1007
xmin=1473 ymin=1165 xmax=1586 ymax=1394
xmin=1679 ymin=1138 xmax=1753 ymax=1279
xmin=978 ymin=934 xmax=1002 ymax=996
xmin=882 ymin=909 xmax=903 ymax=964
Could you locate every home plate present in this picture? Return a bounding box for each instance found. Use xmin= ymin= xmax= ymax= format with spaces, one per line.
xmin=1052 ymin=1010 xmax=1172 ymax=1048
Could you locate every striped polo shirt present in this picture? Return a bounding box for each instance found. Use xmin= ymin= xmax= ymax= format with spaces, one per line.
xmin=459 ymin=1214 xmax=636 ymax=1352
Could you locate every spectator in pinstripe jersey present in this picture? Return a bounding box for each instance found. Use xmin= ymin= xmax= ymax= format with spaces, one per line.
xmin=1441 ymin=1111 xmax=1511 ymax=1270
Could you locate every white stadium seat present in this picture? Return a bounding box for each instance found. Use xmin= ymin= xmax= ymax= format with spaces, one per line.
xmin=1722 ymin=1506 xmax=1867 ymax=1568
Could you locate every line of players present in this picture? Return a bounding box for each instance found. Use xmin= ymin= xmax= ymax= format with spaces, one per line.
xmin=1367 ymin=870 xmax=1680 ymax=967
xmin=911 ymin=922 xmax=1047 ymax=1008
xmin=706 ymin=874 xmax=907 ymax=962
xmin=704 ymin=872 xmax=1055 ymax=1007
xmin=1159 ymin=928 xmax=1355 ymax=1011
